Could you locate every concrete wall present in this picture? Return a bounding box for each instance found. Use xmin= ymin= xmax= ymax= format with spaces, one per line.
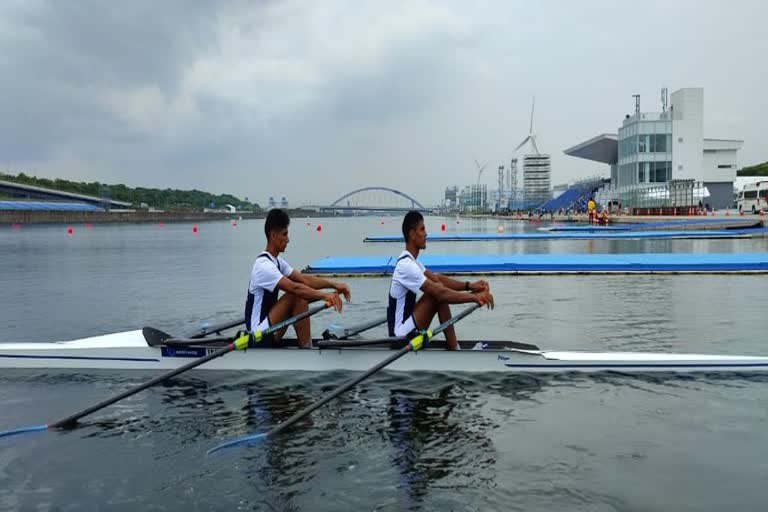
xmin=671 ymin=88 xmax=704 ymax=181
xmin=702 ymin=149 xmax=738 ymax=183
xmin=703 ymin=182 xmax=734 ymax=210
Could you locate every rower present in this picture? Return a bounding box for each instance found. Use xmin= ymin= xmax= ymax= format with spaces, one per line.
xmin=246 ymin=208 xmax=351 ymax=348
xmin=387 ymin=211 xmax=494 ymax=351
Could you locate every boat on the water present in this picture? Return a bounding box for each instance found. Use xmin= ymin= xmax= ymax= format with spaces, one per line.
xmin=1 ymin=329 xmax=767 ymax=373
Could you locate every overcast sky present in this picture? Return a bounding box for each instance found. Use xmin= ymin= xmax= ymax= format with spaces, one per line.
xmin=1 ymin=0 xmax=766 ymax=206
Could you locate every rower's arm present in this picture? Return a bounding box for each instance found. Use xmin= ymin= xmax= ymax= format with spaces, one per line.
xmin=277 ymin=276 xmax=335 ymax=303
xmin=288 ymin=271 xmax=351 ymax=301
xmin=420 ymin=279 xmax=475 ymax=304
xmin=424 ymin=270 xmax=489 ymax=293
xmin=424 ymin=270 xmax=465 ymax=291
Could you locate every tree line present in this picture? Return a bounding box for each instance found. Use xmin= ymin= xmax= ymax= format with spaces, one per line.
xmin=0 ymin=172 xmax=260 ymax=211
xmin=737 ymin=162 xmax=768 ymax=177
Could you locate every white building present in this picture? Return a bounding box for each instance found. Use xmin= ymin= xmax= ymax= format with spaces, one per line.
xmin=564 ymin=88 xmax=743 ymax=209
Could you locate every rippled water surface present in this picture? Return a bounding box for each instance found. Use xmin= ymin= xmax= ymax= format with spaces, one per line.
xmin=2 ymin=217 xmax=768 ymax=511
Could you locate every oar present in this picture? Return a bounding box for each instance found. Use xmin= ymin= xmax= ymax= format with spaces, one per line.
xmin=321 ymin=315 xmax=387 ymax=340
xmin=0 ymin=301 xmax=333 ymax=440
xmin=188 ymin=317 xmax=245 ymax=338
xmin=207 ymin=302 xmax=482 ymax=455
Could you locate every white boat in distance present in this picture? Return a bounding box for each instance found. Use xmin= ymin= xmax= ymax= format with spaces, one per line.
xmin=1 ymin=330 xmax=767 ymax=373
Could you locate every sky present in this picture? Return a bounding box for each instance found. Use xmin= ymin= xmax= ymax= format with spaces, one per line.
xmin=1 ymin=0 xmax=766 ymax=206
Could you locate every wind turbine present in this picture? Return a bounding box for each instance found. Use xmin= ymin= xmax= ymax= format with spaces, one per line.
xmin=514 ymin=96 xmax=540 ymax=155
xmin=474 ymin=159 xmax=489 ymax=185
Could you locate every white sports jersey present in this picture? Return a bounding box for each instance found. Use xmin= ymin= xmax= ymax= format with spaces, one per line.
xmin=245 ymin=252 xmax=294 ymax=331
xmin=387 ymin=251 xmax=427 ymax=336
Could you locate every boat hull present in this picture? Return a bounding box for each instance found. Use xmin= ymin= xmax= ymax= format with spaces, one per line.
xmin=1 ymin=331 xmax=768 ymax=373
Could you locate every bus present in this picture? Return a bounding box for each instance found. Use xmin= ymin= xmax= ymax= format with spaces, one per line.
xmin=737 ymin=181 xmax=768 ymax=213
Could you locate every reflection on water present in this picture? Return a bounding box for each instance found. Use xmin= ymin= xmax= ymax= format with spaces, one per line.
xmin=2 ymin=369 xmax=768 ymax=510
xmin=3 ymin=218 xmax=768 ymax=510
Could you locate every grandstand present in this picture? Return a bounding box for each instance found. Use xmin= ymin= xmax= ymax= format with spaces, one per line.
xmin=535 ymin=177 xmax=609 ymax=212
xmin=0 ymin=201 xmax=104 ymax=211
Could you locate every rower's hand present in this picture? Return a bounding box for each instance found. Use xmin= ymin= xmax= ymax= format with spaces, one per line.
xmin=469 ymin=279 xmax=490 ymax=293
xmin=334 ymin=282 xmax=352 ymax=302
xmin=325 ymin=292 xmax=343 ymax=313
xmin=474 ymin=291 xmax=495 ymax=309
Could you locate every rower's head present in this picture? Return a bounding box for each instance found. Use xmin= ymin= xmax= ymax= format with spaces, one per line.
xmin=402 ymin=210 xmax=426 ymax=250
xmin=265 ymin=208 xmax=290 ymax=252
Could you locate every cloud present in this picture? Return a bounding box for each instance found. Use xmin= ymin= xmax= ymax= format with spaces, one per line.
xmin=1 ymin=0 xmax=766 ymax=205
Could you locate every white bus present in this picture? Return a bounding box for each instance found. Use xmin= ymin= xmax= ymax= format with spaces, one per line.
xmin=737 ymin=181 xmax=768 ymax=213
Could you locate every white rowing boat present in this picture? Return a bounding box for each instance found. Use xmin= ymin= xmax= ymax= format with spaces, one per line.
xmin=1 ymin=330 xmax=767 ymax=373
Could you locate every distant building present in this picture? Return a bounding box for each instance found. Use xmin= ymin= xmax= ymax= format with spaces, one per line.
xmin=459 ymin=184 xmax=487 ymax=212
xmin=565 ymin=87 xmax=743 ymax=209
xmin=267 ymin=196 xmax=276 ymax=209
xmin=444 ymin=186 xmax=458 ymax=209
xmin=522 ymin=154 xmax=551 ymax=207
xmin=280 ymin=196 xmax=289 ymax=209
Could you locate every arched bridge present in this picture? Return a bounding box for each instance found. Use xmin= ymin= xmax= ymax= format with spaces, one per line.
xmin=317 ymin=186 xmax=430 ymax=212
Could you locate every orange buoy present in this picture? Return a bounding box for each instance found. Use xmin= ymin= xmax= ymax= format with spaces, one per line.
xmin=497 ymin=225 xmax=505 ymax=233
xmin=440 ymin=223 xmax=446 ymax=232
xmin=67 ymin=226 xmax=74 ymax=235
xmin=192 ymin=225 xmax=198 ymax=233
xmin=316 ymin=224 xmax=322 ymax=232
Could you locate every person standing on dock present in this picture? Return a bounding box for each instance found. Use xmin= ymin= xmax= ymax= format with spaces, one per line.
xmin=246 ymin=208 xmax=351 ymax=348
xmin=387 ymin=211 xmax=494 ymax=350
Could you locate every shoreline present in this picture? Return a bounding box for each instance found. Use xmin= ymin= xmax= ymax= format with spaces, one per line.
xmin=0 ymin=208 xmax=327 ymax=225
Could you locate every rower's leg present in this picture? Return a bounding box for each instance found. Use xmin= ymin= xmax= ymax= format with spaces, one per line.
xmin=412 ymin=295 xmax=459 ymax=351
xmin=436 ymin=303 xmax=459 ymax=350
xmin=268 ymin=293 xmax=311 ymax=347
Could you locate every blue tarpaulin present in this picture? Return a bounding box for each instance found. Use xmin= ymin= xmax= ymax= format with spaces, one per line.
xmin=306 ymin=252 xmax=768 ymax=275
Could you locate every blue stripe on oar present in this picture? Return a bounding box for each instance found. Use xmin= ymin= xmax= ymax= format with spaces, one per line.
xmin=0 ymin=424 xmax=48 ymax=438
xmin=207 ymin=432 xmax=268 ymax=455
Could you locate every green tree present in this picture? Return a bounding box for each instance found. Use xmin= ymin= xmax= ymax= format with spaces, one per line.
xmin=0 ymin=172 xmax=261 ymax=211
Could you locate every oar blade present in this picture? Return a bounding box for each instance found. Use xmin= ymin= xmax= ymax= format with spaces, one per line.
xmin=207 ymin=432 xmax=268 ymax=456
xmin=0 ymin=424 xmax=48 ymax=439
xmin=142 ymin=327 xmax=173 ymax=347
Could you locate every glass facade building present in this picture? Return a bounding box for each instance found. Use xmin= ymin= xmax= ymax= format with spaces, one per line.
xmin=616 ymin=112 xmax=672 ymax=187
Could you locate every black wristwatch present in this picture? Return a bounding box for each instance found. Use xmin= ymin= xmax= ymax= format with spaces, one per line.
xmin=464 ymin=281 xmax=470 ymax=291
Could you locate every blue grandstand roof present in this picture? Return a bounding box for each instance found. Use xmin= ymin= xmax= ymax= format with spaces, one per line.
xmin=0 ymin=201 xmax=104 ymax=211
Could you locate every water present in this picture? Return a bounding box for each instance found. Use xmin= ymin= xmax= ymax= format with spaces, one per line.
xmin=2 ymin=217 xmax=768 ymax=511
